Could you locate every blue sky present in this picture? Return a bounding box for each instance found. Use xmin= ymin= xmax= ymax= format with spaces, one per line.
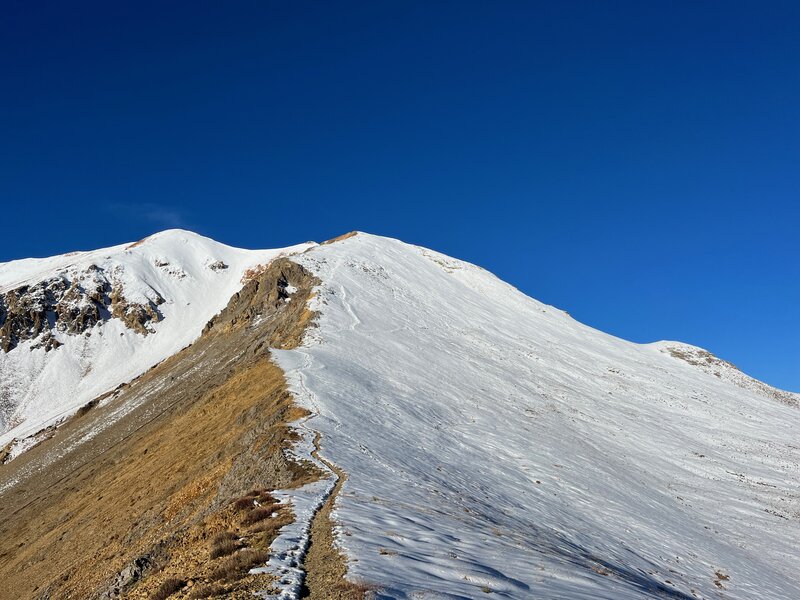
xmin=1 ymin=2 xmax=798 ymax=390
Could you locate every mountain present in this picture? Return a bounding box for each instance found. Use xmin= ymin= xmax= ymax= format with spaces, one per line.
xmin=0 ymin=231 xmax=797 ymax=600
xmin=0 ymin=230 xmax=313 ymax=455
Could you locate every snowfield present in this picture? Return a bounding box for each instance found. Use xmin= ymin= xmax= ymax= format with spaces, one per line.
xmin=0 ymin=230 xmax=313 ymax=453
xmin=272 ymin=233 xmax=800 ymax=599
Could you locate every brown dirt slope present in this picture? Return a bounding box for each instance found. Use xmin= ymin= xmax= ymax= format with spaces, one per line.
xmin=0 ymin=258 xmax=362 ymax=600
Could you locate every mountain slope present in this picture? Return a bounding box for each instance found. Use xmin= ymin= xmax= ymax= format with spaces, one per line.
xmin=0 ymin=230 xmax=313 ymax=456
xmin=0 ymin=258 xmax=328 ymax=599
xmin=0 ymin=231 xmax=798 ymax=600
xmin=272 ymin=233 xmax=800 ymax=600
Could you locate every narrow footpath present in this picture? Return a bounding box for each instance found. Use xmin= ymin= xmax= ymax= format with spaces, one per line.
xmin=300 ymin=432 xmax=371 ymax=599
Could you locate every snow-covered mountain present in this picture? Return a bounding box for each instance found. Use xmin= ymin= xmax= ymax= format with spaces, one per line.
xmin=0 ymin=231 xmax=797 ymax=600
xmin=0 ymin=230 xmax=313 ymax=456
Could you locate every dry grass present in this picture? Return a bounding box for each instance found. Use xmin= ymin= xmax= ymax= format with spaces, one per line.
xmin=208 ymin=549 xmax=270 ymax=582
xmin=74 ymin=398 xmax=100 ymax=418
xmin=232 ymin=489 xmax=282 ymax=529
xmin=151 ymin=578 xmax=185 ymax=600
xmin=211 ymin=531 xmax=238 ymax=545
xmin=125 ymin=237 xmax=149 ymax=249
xmin=240 ymin=506 xmax=274 ymax=526
xmin=232 ymin=489 xmax=276 ymax=512
xmin=209 ymin=537 xmax=240 ymax=560
xmin=232 ymin=497 xmax=256 ymax=511
xmin=322 ymin=231 xmax=358 ymax=245
xmin=247 ymin=507 xmax=293 ymax=546
xmin=0 ymin=356 xmax=313 ymax=599
xmin=335 ymin=579 xmax=375 ymax=595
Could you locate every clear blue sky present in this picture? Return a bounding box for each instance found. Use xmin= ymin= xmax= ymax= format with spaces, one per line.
xmin=1 ymin=2 xmax=798 ymax=390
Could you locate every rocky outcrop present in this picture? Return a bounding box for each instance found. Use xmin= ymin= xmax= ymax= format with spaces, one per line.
xmin=664 ymin=343 xmax=800 ymax=407
xmin=98 ymin=555 xmax=155 ymax=600
xmin=0 ymin=265 xmax=163 ymax=352
xmin=203 ymin=257 xmax=318 ymax=349
xmin=109 ymin=287 xmax=164 ymax=336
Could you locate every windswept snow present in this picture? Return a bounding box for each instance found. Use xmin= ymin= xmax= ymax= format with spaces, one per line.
xmin=0 ymin=230 xmax=314 ymax=452
xmin=3 ymin=230 xmax=798 ymax=599
xmin=273 ymin=233 xmax=800 ymax=599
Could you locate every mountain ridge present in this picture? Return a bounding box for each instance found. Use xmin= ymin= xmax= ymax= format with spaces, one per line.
xmin=0 ymin=230 xmax=798 ymax=599
xmin=0 ymin=230 xmax=314 ymax=454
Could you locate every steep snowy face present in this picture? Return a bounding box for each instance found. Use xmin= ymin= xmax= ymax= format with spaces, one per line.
xmin=0 ymin=230 xmax=314 ymax=453
xmin=274 ymin=233 xmax=800 ymax=600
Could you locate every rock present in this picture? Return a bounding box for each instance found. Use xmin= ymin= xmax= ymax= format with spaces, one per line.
xmin=0 ymin=265 xmax=164 ymax=353
xmin=98 ymin=555 xmax=152 ymax=599
xmin=0 ymin=440 xmax=12 ymax=465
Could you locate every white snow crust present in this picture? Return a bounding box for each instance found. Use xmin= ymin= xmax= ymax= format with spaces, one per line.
xmin=4 ymin=230 xmax=798 ymax=599
xmin=272 ymin=233 xmax=800 ymax=600
xmin=0 ymin=230 xmax=313 ymax=452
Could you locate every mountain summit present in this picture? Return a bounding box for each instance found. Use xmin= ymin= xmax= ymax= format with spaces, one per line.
xmin=1 ymin=232 xmax=797 ymax=600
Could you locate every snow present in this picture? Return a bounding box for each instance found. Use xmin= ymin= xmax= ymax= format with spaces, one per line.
xmin=0 ymin=230 xmax=314 ymax=452
xmin=271 ymin=233 xmax=800 ymax=599
xmin=3 ymin=230 xmax=798 ymax=599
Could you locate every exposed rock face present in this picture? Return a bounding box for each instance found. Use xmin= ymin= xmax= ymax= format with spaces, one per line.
xmin=203 ymin=258 xmax=314 ymax=347
xmin=0 ymin=265 xmax=164 ymax=352
xmin=109 ymin=287 xmax=164 ymax=336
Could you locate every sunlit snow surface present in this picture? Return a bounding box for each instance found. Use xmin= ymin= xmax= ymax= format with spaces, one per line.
xmin=0 ymin=230 xmax=313 ymax=451
xmin=274 ymin=233 xmax=800 ymax=600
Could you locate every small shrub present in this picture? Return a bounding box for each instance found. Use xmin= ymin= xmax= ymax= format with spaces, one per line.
xmin=231 ymin=489 xmax=275 ymax=512
xmin=210 ymin=538 xmax=240 ymax=559
xmin=208 ymin=549 xmax=269 ymax=581
xmin=232 ymin=497 xmax=255 ymax=511
xmin=151 ymin=578 xmax=185 ymax=600
xmin=240 ymin=507 xmax=273 ymax=526
xmin=211 ymin=531 xmax=238 ymax=546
